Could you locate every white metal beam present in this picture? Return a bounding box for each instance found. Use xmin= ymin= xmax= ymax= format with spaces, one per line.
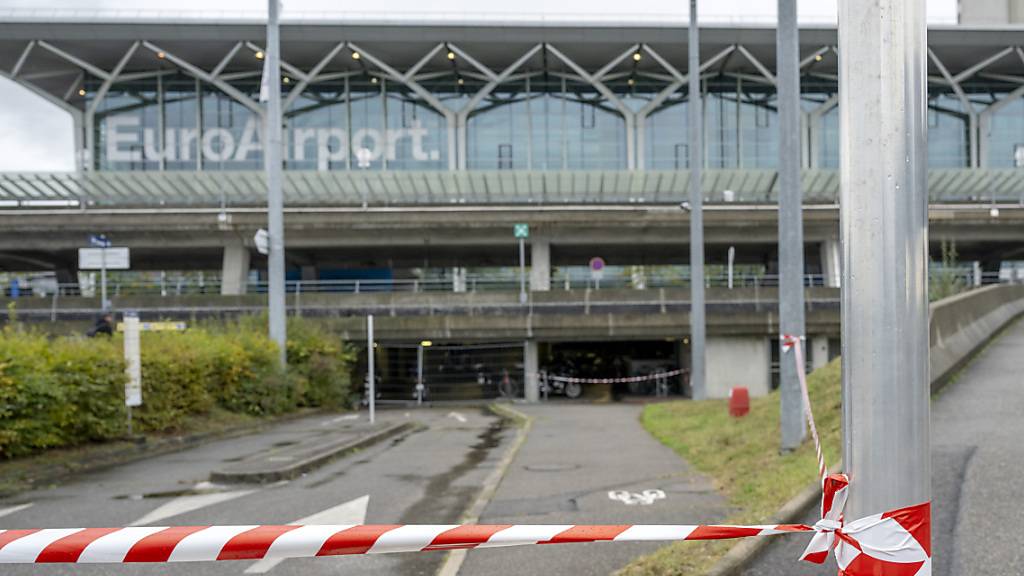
xmin=455 ymin=44 xmax=542 ymax=169
xmin=406 ymin=43 xmax=446 ymax=79
xmin=952 ymin=45 xmax=1014 ymax=84
xmin=799 ymin=46 xmax=830 ymax=70
xmin=282 ymin=41 xmax=346 ymax=110
xmin=245 ymin=41 xmax=305 ymax=81
xmin=347 ymin=42 xmax=457 ymax=169
xmin=86 ymin=42 xmax=139 ymax=115
xmin=11 ymin=41 xmax=35 ymax=77
xmin=446 ymin=43 xmax=496 ymax=81
xmin=37 ymin=40 xmax=109 ymax=80
xmin=63 ymin=71 xmax=84 ymax=101
xmin=595 ymin=44 xmax=640 ymax=81
xmin=211 ymin=41 xmax=243 ymax=78
xmin=545 ymin=43 xmax=636 ymax=169
xmin=635 ymin=45 xmax=735 ymax=168
xmin=928 ymin=47 xmax=977 ymax=167
xmin=736 ymin=44 xmax=777 ymax=85
xmin=142 ymin=41 xmax=262 ymax=115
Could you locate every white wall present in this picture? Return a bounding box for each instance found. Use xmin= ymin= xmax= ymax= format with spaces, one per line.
xmin=705 ymin=336 xmax=771 ymax=399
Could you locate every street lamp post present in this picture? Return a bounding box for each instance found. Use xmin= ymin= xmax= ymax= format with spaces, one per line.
xmin=265 ymin=0 xmax=287 ymax=367
xmin=777 ymin=0 xmax=807 ymax=451
xmin=839 ymin=0 xmax=931 ymax=519
xmin=688 ymin=0 xmax=706 ymax=400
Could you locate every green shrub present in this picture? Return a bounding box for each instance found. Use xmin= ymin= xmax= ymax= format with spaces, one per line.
xmin=0 ymin=319 xmax=355 ymax=459
xmin=0 ymin=331 xmax=125 ymax=457
xmin=286 ymin=319 xmax=355 ymax=409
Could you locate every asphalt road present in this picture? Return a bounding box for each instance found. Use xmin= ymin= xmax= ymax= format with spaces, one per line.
xmin=745 ymin=318 xmax=1024 ymax=575
xmin=0 ymin=408 xmax=513 ymax=576
xmin=459 ymin=403 xmax=727 ymax=576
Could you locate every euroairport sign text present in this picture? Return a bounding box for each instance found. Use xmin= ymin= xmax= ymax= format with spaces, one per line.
xmin=104 ymin=115 xmax=441 ymax=170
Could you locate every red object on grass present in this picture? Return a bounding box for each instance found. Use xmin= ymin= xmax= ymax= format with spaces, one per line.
xmin=728 ymin=386 xmax=749 ymax=417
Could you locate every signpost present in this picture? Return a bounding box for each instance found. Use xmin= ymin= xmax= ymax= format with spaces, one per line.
xmin=254 ymin=229 xmax=270 ymax=256
xmin=514 ymin=223 xmax=529 ymax=304
xmin=589 ymin=257 xmax=605 ymax=289
xmin=122 ymin=312 xmax=142 ymax=435
xmin=79 ymin=238 xmax=129 ymax=311
xmin=366 ymin=315 xmax=375 ymax=425
xmin=119 ymin=314 xmax=187 ymax=435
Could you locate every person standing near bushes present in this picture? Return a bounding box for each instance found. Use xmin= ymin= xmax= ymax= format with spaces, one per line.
xmin=87 ymin=312 xmax=114 ymax=338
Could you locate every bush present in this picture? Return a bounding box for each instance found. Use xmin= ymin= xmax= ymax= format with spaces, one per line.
xmin=0 ymin=319 xmax=355 ymax=459
xmin=0 ymin=331 xmax=125 ymax=457
xmin=286 ymin=319 xmax=355 ymax=409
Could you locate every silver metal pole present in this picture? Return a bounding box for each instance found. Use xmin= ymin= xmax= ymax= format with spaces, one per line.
xmin=519 ymin=237 xmax=527 ymax=304
xmin=778 ymin=0 xmax=807 ymax=451
xmin=416 ymin=344 xmax=425 ymax=405
xmin=839 ymin=0 xmax=930 ymax=518
xmin=688 ymin=0 xmax=706 ymax=400
xmin=100 ymin=248 xmax=108 ymax=311
xmin=727 ymin=246 xmax=735 ymax=289
xmin=367 ymin=315 xmax=375 ymax=424
xmin=266 ymin=0 xmax=287 ymax=367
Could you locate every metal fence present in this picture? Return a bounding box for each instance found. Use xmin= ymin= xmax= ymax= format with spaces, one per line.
xmin=8 ymin=266 xmax=1015 ymax=301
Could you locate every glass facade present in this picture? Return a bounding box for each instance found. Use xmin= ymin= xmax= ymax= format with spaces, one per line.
xmin=87 ymin=72 xmax=1024 ymax=172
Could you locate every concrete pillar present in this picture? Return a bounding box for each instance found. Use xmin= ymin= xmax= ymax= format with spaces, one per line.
xmin=524 ymin=340 xmax=540 ymax=402
xmin=452 ymin=267 xmax=467 ymax=293
xmin=820 ymin=239 xmax=841 ymax=287
xmin=810 ymin=335 xmax=830 ymax=371
xmin=705 ymin=336 xmax=771 ymax=398
xmin=529 ymin=240 xmax=551 ymax=292
xmin=221 ymin=243 xmax=251 ymax=295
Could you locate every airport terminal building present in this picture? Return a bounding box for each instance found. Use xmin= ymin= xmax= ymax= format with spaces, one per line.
xmin=2 ymin=9 xmax=1024 ymax=398
xmin=4 ymin=18 xmax=1024 ymax=175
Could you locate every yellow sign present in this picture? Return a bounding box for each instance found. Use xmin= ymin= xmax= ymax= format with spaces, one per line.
xmin=116 ymin=321 xmax=187 ymax=332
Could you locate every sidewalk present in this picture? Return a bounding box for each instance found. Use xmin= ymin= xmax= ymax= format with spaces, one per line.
xmin=459 ymin=403 xmax=728 ymax=576
xmin=744 ymin=318 xmax=1024 ymax=576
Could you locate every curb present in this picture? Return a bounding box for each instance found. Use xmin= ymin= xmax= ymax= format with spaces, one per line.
xmin=0 ymin=408 xmax=334 ymax=499
xmin=435 ymin=403 xmax=534 ymax=576
xmin=705 ymin=461 xmax=843 ymax=576
xmin=209 ymin=421 xmax=416 ymax=484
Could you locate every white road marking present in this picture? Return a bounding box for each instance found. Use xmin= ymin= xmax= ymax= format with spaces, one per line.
xmin=244 ymin=495 xmax=369 ymax=574
xmin=607 ymin=489 xmax=666 ymax=506
xmin=323 ymin=414 xmax=360 ymax=425
xmin=130 ymin=488 xmax=257 ymax=526
xmin=0 ymin=502 xmax=33 ymax=519
xmin=447 ymin=411 xmax=468 ymax=423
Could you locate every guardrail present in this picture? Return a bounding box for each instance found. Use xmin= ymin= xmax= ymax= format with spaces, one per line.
xmin=3 ymin=169 xmax=1024 ymax=209
xmin=7 ymin=267 xmax=1011 ymax=300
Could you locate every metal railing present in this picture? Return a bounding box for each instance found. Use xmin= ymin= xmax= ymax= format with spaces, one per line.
xmin=8 ymin=267 xmax=1016 ymax=301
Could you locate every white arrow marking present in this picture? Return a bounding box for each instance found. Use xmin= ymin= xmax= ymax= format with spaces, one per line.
xmin=130 ymin=488 xmax=257 ymax=527
xmin=324 ymin=414 xmax=360 ymax=425
xmin=244 ymin=495 xmax=369 ymax=574
xmin=0 ymin=503 xmax=33 ymax=519
xmin=447 ymin=411 xmax=467 ymax=423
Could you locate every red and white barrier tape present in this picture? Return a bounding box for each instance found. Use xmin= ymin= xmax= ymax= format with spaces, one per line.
xmin=0 ymin=339 xmax=929 ymax=574
xmin=544 ymin=368 xmax=684 ymax=385
xmin=0 ymin=523 xmax=810 ymax=564
xmin=781 ymin=333 xmax=931 ymax=575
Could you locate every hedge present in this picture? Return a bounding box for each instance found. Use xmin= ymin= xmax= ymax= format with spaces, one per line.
xmin=0 ymin=318 xmax=355 ymax=458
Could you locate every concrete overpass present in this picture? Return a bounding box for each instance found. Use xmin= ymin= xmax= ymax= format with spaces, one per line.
xmin=3 ymin=168 xmax=1023 ymax=284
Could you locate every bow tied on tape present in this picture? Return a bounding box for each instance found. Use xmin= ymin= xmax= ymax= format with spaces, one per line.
xmin=800 ymin=473 xmax=850 ymax=565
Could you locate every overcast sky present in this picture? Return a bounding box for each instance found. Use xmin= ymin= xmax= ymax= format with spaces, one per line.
xmin=0 ymin=0 xmax=958 ymax=172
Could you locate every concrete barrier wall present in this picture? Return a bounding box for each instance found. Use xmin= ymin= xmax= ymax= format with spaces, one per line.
xmin=930 ymin=284 xmax=1024 ymax=389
